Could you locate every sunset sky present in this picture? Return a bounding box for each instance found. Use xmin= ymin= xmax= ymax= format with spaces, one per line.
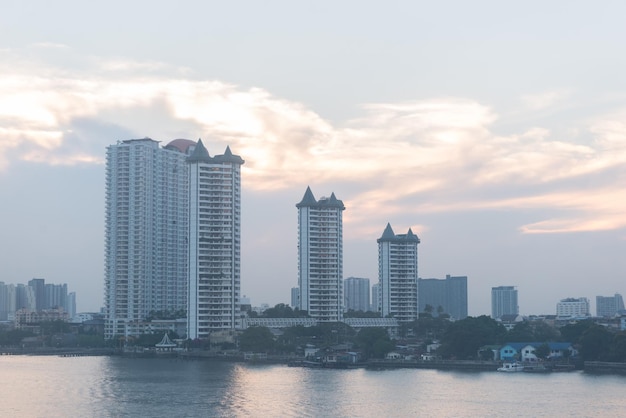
xmin=1 ymin=1 xmax=625 ymax=315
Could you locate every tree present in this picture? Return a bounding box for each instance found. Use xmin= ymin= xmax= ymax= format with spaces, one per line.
xmin=579 ymin=325 xmax=612 ymax=361
xmin=239 ymin=326 xmax=275 ymax=352
xmin=438 ymin=316 xmax=507 ymax=360
xmin=355 ymin=327 xmax=394 ymax=359
xmin=534 ymin=343 xmax=551 ymax=360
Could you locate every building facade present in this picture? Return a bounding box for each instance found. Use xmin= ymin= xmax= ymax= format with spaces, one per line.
xmin=187 ymin=140 xmax=244 ymax=339
xmin=377 ymin=223 xmax=420 ymax=322
xmin=491 ymin=286 xmax=518 ymax=319
xmin=596 ymin=294 xmax=624 ymax=317
xmin=371 ymin=283 xmax=381 ymax=314
xmin=418 ymin=275 xmax=468 ymax=320
xmin=344 ymin=277 xmax=370 ymax=312
xmin=104 ymin=138 xmax=192 ymax=339
xmin=556 ymin=297 xmax=590 ymax=318
xmin=297 ymin=187 xmax=345 ymax=322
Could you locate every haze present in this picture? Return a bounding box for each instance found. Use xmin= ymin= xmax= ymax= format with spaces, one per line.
xmin=1 ymin=1 xmax=625 ymax=315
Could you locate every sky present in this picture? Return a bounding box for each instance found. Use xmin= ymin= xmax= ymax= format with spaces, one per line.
xmin=1 ymin=1 xmax=626 ymax=316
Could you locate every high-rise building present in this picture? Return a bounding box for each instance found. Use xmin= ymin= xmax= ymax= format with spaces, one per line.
xmin=377 ymin=223 xmax=419 ymax=322
xmin=45 ymin=283 xmax=67 ymax=310
xmin=344 ymin=277 xmax=370 ymax=312
xmin=418 ymin=275 xmax=468 ymax=320
xmin=596 ymin=294 xmax=624 ymax=317
xmin=16 ymin=284 xmax=36 ymax=311
xmin=28 ymin=278 xmax=45 ymax=311
xmin=556 ymin=297 xmax=590 ymax=318
xmin=491 ymin=286 xmax=518 ymax=319
xmin=371 ymin=283 xmax=381 ymax=314
xmin=291 ymin=287 xmax=300 ymax=309
xmin=104 ymin=138 xmax=192 ymax=339
xmin=187 ymin=140 xmax=244 ymax=339
xmin=297 ymin=187 xmax=345 ymax=322
xmin=65 ymin=292 xmax=77 ymax=319
xmin=0 ymin=282 xmax=16 ymax=321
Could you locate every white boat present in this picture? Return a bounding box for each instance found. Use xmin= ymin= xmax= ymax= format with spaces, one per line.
xmin=497 ymin=362 xmax=525 ymax=372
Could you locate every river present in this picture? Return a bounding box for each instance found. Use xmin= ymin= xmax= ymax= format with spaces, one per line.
xmin=1 ymin=356 xmax=624 ymax=417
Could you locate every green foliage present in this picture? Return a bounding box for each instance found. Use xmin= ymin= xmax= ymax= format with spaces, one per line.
xmin=239 ymin=326 xmax=275 ymax=352
xmin=0 ymin=329 xmax=35 ymax=346
xmin=438 ymin=316 xmax=507 ymax=360
xmin=343 ymin=309 xmax=381 ymax=318
xmin=76 ymin=334 xmax=106 ymax=348
xmin=355 ymin=327 xmax=393 ymax=359
xmin=40 ymin=320 xmax=71 ymax=335
xmin=534 ymin=343 xmax=551 ymax=359
xmin=579 ymin=325 xmax=612 ymax=361
xmin=559 ymin=320 xmax=594 ymax=344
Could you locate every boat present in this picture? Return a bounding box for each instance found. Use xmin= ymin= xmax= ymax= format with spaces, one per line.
xmin=497 ymin=362 xmax=525 ymax=372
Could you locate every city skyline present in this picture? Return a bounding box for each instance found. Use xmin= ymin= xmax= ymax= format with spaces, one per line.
xmin=1 ymin=2 xmax=626 ymax=315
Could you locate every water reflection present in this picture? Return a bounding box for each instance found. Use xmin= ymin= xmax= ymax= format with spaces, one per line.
xmin=1 ymin=357 xmax=626 ymax=417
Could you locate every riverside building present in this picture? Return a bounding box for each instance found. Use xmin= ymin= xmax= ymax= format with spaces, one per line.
xmin=377 ymin=223 xmax=420 ymax=322
xmin=296 ymin=187 xmax=345 ymax=322
xmin=104 ymin=138 xmax=193 ymax=339
xmin=187 ymin=140 xmax=244 ymax=339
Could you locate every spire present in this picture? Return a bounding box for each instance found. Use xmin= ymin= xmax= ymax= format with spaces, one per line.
xmin=187 ymin=139 xmax=212 ymax=163
xmin=378 ymin=223 xmax=396 ymax=241
xmin=213 ymin=144 xmax=245 ymax=165
xmin=296 ymin=186 xmax=317 ymax=208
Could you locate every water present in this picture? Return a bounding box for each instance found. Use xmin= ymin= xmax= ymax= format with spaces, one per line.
xmin=1 ymin=356 xmax=625 ymax=417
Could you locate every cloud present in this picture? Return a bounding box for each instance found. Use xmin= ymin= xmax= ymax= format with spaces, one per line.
xmin=1 ymin=49 xmax=625 ymax=235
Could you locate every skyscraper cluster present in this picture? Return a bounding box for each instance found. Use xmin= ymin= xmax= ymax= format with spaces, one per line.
xmin=0 ymin=278 xmax=76 ymax=321
xmin=104 ymin=138 xmax=243 ymax=339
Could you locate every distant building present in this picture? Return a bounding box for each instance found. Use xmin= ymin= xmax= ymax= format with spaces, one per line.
xmin=45 ymin=283 xmax=67 ymax=310
xmin=418 ymin=275 xmax=468 ymax=320
xmin=297 ymin=187 xmax=345 ymax=322
xmin=291 ymin=287 xmax=300 ymax=309
xmin=556 ymin=297 xmax=590 ymax=318
xmin=28 ymin=278 xmax=45 ymax=311
xmin=344 ymin=277 xmax=370 ymax=312
xmin=377 ymin=223 xmax=420 ymax=322
xmin=596 ymin=294 xmax=625 ymax=317
xmin=491 ymin=286 xmax=518 ymax=319
xmin=65 ymin=292 xmax=77 ymax=319
xmin=0 ymin=282 xmax=16 ymax=321
xmin=371 ymin=283 xmax=380 ymax=313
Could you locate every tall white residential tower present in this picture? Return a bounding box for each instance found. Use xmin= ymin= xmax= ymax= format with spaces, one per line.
xmin=187 ymin=140 xmax=244 ymax=339
xmin=104 ymin=138 xmax=192 ymax=339
xmin=297 ymin=187 xmax=345 ymax=322
xmin=378 ymin=223 xmax=420 ymax=322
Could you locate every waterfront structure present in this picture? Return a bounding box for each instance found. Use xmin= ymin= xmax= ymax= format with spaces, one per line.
xmin=371 ymin=283 xmax=380 ymax=313
xmin=296 ymin=187 xmax=345 ymax=322
xmin=187 ymin=140 xmax=244 ymax=339
xmin=556 ymin=297 xmax=590 ymax=318
xmin=418 ymin=275 xmax=468 ymax=320
xmin=377 ymin=223 xmax=420 ymax=322
xmin=491 ymin=286 xmax=518 ymax=319
xmin=344 ymin=277 xmax=370 ymax=312
xmin=104 ymin=138 xmax=192 ymax=339
xmin=596 ymin=294 xmax=625 ymax=317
